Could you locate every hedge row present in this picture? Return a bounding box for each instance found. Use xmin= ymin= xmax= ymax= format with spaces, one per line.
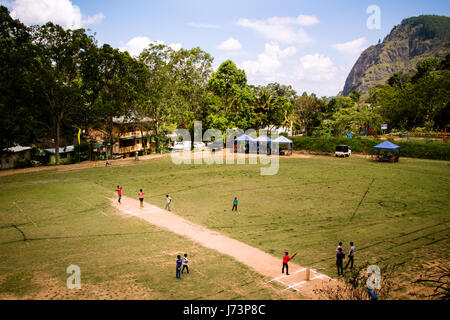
xmin=290 ymin=136 xmax=450 ymax=161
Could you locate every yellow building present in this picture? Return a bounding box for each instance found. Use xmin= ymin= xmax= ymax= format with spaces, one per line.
xmin=90 ymin=116 xmax=154 ymax=158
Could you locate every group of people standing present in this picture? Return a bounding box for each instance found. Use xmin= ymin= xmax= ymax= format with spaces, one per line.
xmin=336 ymin=241 xmax=355 ymax=276
xmin=115 ymin=186 xmax=172 ymax=211
xmin=176 ymin=254 xmax=189 ymax=279
xmin=279 ymin=242 xmax=355 ymax=278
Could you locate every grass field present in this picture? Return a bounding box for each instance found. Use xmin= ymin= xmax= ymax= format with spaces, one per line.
xmin=0 ymin=154 xmax=449 ymax=299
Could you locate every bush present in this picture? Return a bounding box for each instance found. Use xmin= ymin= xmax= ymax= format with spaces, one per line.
xmin=13 ymin=158 xmax=32 ymax=169
xmin=290 ymin=136 xmax=450 ymax=160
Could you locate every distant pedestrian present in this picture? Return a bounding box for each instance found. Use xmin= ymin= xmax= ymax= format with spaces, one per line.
xmin=166 ymin=194 xmax=172 ymax=211
xmin=135 ymin=151 xmax=139 ymax=161
xmin=116 ymin=186 xmax=122 ymax=204
xmin=139 ymin=189 xmax=144 ymax=208
xmin=182 ymin=254 xmax=189 ymax=274
xmin=345 ymin=242 xmax=355 ymax=270
xmin=336 ymin=247 xmax=345 ymax=276
xmin=176 ymin=255 xmax=182 ymax=279
xmin=282 ymin=251 xmax=297 ymax=275
xmin=232 ymin=197 xmax=238 ymax=211
xmin=336 ymin=242 xmax=343 ymax=252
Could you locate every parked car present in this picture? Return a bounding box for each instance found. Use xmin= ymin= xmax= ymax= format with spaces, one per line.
xmin=171 ymin=141 xmax=191 ymax=152
xmin=335 ymin=145 xmax=351 ymax=157
xmin=193 ymin=141 xmax=207 ymax=150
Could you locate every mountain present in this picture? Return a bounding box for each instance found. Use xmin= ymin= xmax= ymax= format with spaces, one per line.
xmin=342 ymin=15 xmax=450 ymax=96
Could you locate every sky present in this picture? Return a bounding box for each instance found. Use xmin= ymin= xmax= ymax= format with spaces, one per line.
xmin=2 ymin=0 xmax=450 ymax=96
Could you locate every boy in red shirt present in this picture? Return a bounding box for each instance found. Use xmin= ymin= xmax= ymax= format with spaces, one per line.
xmin=282 ymin=251 xmax=297 ymax=275
xmin=116 ymin=186 xmax=122 ymax=204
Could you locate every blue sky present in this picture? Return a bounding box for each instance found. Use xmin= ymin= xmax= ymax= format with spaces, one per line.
xmin=4 ymin=0 xmax=450 ymax=96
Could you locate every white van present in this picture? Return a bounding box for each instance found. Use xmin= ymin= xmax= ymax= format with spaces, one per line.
xmin=335 ymin=145 xmax=352 ymax=157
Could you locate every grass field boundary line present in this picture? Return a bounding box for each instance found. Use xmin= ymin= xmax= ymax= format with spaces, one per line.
xmin=305 ymin=221 xmax=449 ymax=268
xmin=382 ymin=227 xmax=450 ymax=251
xmin=350 ymin=178 xmax=375 ymax=221
xmin=12 ymin=201 xmax=36 ymax=227
xmin=11 ymin=224 xmax=27 ymax=241
xmin=0 ymin=231 xmax=161 ymax=245
xmin=0 ymin=207 xmax=103 ymax=230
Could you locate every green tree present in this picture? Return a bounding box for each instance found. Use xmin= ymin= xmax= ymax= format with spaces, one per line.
xmin=31 ymin=23 xmax=95 ymax=164
xmin=206 ymin=60 xmax=255 ymax=132
xmin=0 ymin=6 xmax=42 ymax=151
xmin=293 ymin=92 xmax=326 ymax=136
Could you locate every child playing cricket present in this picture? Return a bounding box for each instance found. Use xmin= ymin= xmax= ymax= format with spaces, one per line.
xmin=282 ymin=251 xmax=297 ymax=275
xmin=232 ymin=196 xmax=238 ymax=211
xmin=139 ymin=189 xmax=144 ymax=208
xmin=116 ymin=186 xmax=122 ymax=204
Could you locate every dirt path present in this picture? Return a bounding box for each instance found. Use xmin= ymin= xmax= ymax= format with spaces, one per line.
xmin=111 ymin=195 xmax=333 ymax=299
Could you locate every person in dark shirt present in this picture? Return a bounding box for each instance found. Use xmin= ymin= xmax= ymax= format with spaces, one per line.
xmin=336 ymin=247 xmax=345 ymax=276
xmin=232 ymin=197 xmax=238 ymax=211
xmin=176 ymin=255 xmax=182 ymax=279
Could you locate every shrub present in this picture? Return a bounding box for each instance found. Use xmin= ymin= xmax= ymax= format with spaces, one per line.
xmin=13 ymin=158 xmax=32 ymax=169
xmin=290 ymin=136 xmax=450 ymax=160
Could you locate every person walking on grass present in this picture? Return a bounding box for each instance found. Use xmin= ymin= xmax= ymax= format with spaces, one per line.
xmin=282 ymin=251 xmax=297 ymax=275
xmin=336 ymin=247 xmax=345 ymax=276
xmin=336 ymin=242 xmax=343 ymax=252
xmin=166 ymin=194 xmax=172 ymax=211
xmin=116 ymin=186 xmax=122 ymax=204
xmin=182 ymin=253 xmax=189 ymax=274
xmin=139 ymin=189 xmax=144 ymax=208
xmin=176 ymin=255 xmax=182 ymax=279
xmin=232 ymin=196 xmax=238 ymax=211
xmin=345 ymin=242 xmax=355 ymax=270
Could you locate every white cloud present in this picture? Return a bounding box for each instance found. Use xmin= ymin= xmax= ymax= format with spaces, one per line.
xmin=119 ymin=37 xmax=181 ymax=57
xmin=236 ymin=14 xmax=318 ymax=44
xmin=188 ymin=22 xmax=220 ymax=29
xmin=9 ymin=0 xmax=104 ymax=29
xmin=241 ymin=42 xmax=296 ymax=75
xmin=216 ymin=37 xmax=242 ymax=51
xmin=332 ymin=37 xmax=367 ymax=55
xmin=168 ymin=42 xmax=182 ymax=51
xmin=296 ymin=53 xmax=338 ymax=81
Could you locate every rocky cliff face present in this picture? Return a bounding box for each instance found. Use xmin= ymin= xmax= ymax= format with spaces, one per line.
xmin=342 ymin=15 xmax=450 ymax=96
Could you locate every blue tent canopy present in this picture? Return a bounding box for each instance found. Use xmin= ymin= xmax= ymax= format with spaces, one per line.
xmin=372 ymin=141 xmax=400 ymax=150
xmin=371 ymin=141 xmax=401 ymax=161
xmin=234 ymin=134 xmax=256 ymax=142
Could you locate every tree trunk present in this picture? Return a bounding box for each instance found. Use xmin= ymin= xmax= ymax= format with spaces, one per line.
xmin=108 ymin=117 xmax=114 ymax=158
xmin=54 ymin=116 xmax=60 ymax=165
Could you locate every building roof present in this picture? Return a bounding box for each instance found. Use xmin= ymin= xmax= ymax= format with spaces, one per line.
xmin=45 ymin=145 xmax=75 ymax=154
xmin=2 ymin=145 xmax=32 ymax=153
xmin=112 ymin=115 xmax=153 ymax=124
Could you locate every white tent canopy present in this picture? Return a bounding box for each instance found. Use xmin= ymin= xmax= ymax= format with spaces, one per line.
xmin=272 ymin=136 xmax=293 ymax=143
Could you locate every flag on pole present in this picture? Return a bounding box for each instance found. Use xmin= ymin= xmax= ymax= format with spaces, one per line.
xmin=78 ymin=128 xmax=81 ymax=145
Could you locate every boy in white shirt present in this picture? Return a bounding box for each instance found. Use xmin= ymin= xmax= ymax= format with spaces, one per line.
xmin=182 ymin=253 xmax=189 ymax=274
xmin=345 ymin=242 xmax=355 ymax=270
xmin=166 ymin=194 xmax=172 ymax=211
